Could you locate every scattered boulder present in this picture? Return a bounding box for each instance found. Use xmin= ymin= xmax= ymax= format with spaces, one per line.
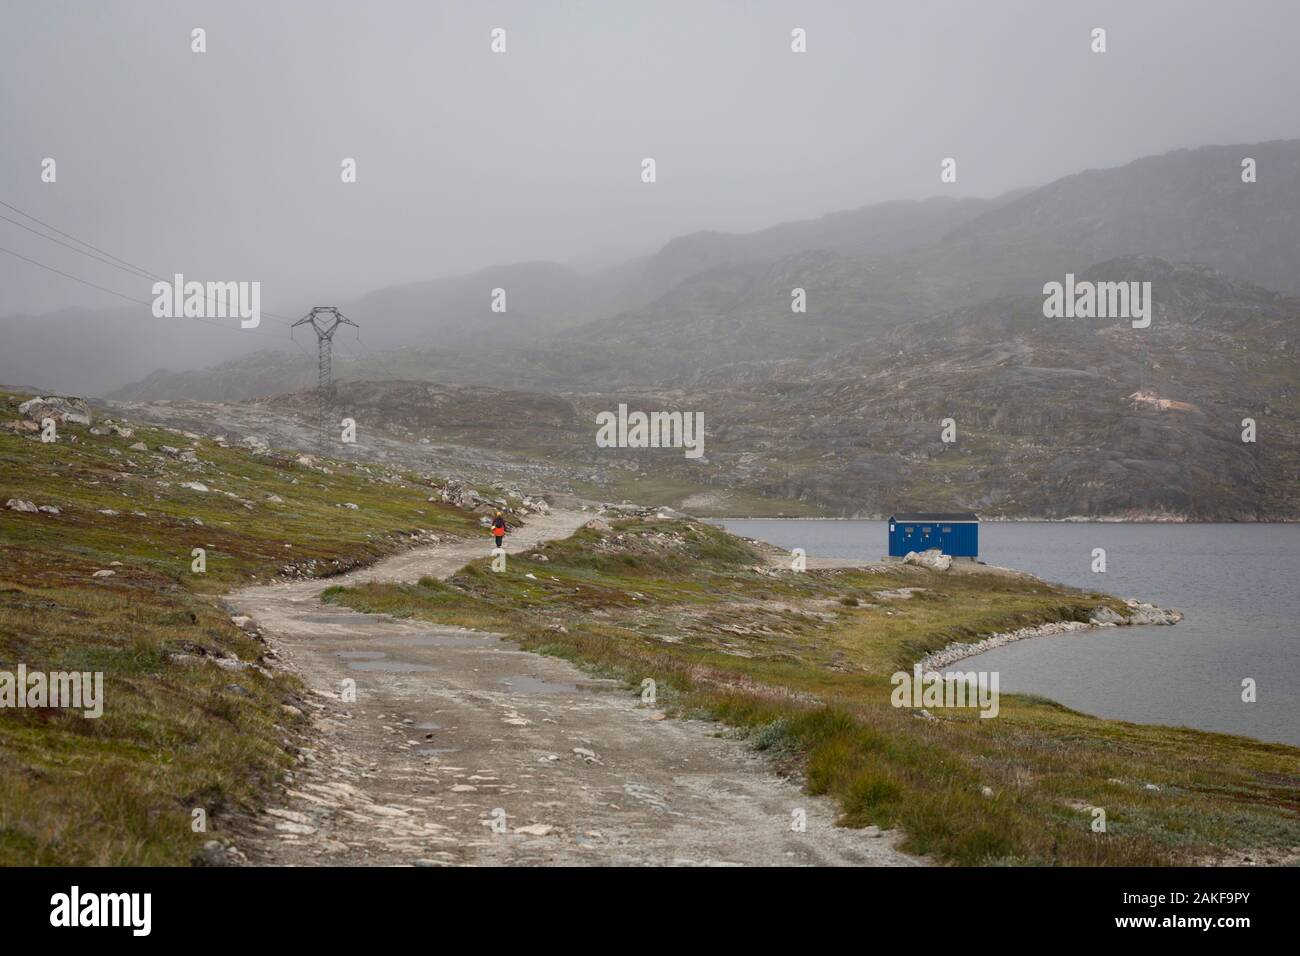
xmin=6 ymin=498 xmax=38 ymax=513
xmin=342 ymin=502 xmax=359 ymax=510
xmin=0 ymin=419 xmax=39 ymax=434
xmin=18 ymin=395 xmax=91 ymax=426
xmin=585 ymin=518 xmax=611 ymax=533
xmin=195 ymin=840 xmax=246 ymax=867
xmin=129 ymin=442 xmax=148 ymax=451
xmin=1124 ymin=601 xmax=1183 ymax=625
xmin=513 ymin=823 xmax=556 ymax=837
xmin=1089 ymin=606 xmax=1125 ymax=625
xmin=904 ymin=548 xmax=952 ymax=571
xmin=92 ymin=569 xmax=115 ymax=578
xmin=180 ymin=481 xmax=209 ymax=493
xmin=38 ymin=505 xmax=60 ymax=515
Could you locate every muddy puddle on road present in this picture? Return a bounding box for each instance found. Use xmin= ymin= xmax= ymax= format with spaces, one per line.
xmin=497 ymin=675 xmax=622 ymax=695
xmin=299 ymin=612 xmax=392 ymax=626
xmin=500 ymin=675 xmax=580 ymax=695
xmin=335 ymin=650 xmax=434 ymax=673
xmin=397 ymin=633 xmax=498 ymax=649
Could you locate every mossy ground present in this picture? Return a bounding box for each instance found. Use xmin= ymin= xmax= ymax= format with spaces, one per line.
xmin=329 ymin=518 xmax=1300 ymax=866
xmin=0 ymin=390 xmax=476 ymax=864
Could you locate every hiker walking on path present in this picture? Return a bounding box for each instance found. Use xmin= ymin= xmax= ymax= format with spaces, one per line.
xmin=491 ymin=511 xmax=507 ymax=550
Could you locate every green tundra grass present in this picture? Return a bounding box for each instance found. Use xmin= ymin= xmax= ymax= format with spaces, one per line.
xmin=0 ymin=390 xmax=477 ymax=865
xmin=328 ymin=519 xmax=1300 ymax=866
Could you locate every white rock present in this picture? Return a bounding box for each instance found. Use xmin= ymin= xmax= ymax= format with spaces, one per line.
xmin=92 ymin=569 xmax=115 ymax=578
xmin=1089 ymin=606 xmax=1125 ymax=625
xmin=904 ymin=548 xmax=952 ymax=571
xmin=18 ymin=395 xmax=91 ymax=426
xmin=513 ymin=824 xmax=555 ymax=837
xmin=5 ymin=498 xmax=38 ymax=513
xmin=1124 ymin=601 xmax=1183 ymax=626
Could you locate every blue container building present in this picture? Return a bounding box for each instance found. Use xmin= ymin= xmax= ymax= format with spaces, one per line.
xmin=888 ymin=512 xmax=979 ymax=558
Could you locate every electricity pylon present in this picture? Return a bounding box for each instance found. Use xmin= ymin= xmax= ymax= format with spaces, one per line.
xmin=291 ymin=307 xmax=358 ymax=454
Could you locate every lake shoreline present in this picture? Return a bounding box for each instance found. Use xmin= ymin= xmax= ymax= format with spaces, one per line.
xmin=721 ymin=517 xmax=1298 ymax=745
xmin=915 ymin=601 xmax=1182 ymax=674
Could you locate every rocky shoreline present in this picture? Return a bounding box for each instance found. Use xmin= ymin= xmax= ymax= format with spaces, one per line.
xmin=916 ymin=600 xmax=1183 ymax=672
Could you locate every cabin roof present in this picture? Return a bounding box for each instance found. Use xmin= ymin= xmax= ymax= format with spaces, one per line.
xmin=890 ymin=512 xmax=979 ymax=523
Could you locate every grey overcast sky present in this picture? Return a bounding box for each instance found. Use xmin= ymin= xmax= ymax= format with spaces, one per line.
xmin=2 ymin=0 xmax=1299 ymax=316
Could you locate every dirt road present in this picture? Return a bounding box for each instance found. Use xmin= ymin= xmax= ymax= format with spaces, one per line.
xmin=229 ymin=511 xmax=924 ymax=866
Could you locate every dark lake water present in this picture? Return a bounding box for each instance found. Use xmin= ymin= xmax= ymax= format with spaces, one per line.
xmin=721 ymin=519 xmax=1300 ymax=747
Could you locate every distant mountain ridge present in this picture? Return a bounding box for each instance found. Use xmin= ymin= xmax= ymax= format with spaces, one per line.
xmin=46 ymin=139 xmax=1300 ymax=402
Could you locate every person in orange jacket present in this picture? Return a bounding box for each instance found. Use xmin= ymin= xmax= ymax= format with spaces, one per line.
xmin=491 ymin=511 xmax=507 ymax=550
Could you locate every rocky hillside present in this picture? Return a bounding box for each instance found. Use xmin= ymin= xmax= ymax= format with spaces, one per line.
xmin=948 ymin=139 xmax=1300 ymax=296
xmin=541 ymin=141 xmax=1300 ymax=386
xmin=642 ymin=195 xmax=1003 ymax=291
xmin=104 ymin=256 xmax=1300 ymax=520
xmin=652 ymin=258 xmax=1300 ymax=518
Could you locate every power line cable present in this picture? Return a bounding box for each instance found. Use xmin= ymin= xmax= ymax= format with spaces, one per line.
xmin=0 ymin=195 xmax=306 ymax=329
xmin=0 ymin=242 xmax=307 ymax=344
xmin=0 ymin=212 xmax=158 ymax=281
xmin=0 ymin=197 xmax=160 ymax=280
